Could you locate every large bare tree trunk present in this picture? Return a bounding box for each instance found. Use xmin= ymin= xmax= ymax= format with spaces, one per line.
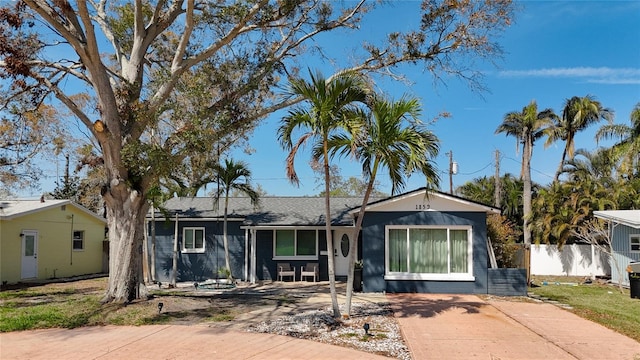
xmin=102 ymin=187 xmax=150 ymax=303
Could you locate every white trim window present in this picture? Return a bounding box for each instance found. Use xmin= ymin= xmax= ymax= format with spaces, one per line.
xmin=273 ymin=229 xmax=319 ymax=260
xmin=183 ymin=227 xmax=205 ymax=253
xmin=385 ymin=225 xmax=474 ymax=281
xmin=73 ymin=230 xmax=85 ymax=251
xmin=631 ymin=234 xmax=640 ymax=253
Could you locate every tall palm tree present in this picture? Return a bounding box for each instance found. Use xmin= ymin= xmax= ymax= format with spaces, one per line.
xmin=496 ymin=100 xmax=555 ymax=247
xmin=211 ymin=158 xmax=259 ymax=280
xmin=596 ymin=102 xmax=640 ymax=177
xmin=327 ymin=94 xmax=440 ymax=315
xmin=278 ymin=69 xmax=368 ymax=318
xmin=546 ymin=95 xmax=613 ymax=182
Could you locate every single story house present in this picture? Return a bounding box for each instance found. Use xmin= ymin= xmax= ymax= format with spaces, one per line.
xmin=0 ymin=199 xmax=107 ymax=285
xmin=147 ymin=188 xmax=509 ymax=294
xmin=593 ymin=210 xmax=640 ymax=286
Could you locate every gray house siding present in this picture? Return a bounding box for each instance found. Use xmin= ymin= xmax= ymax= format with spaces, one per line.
xmin=611 ymin=224 xmax=640 ymax=286
xmin=361 ymin=211 xmax=488 ymax=294
xmin=149 ymin=220 xmax=246 ymax=283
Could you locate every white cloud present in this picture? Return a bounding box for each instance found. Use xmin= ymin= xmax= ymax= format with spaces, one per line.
xmin=499 ymin=67 xmax=640 ymax=85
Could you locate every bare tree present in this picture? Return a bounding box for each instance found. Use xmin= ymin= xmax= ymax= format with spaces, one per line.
xmin=571 ymin=218 xmax=624 ymax=292
xmin=0 ymin=0 xmax=515 ymax=303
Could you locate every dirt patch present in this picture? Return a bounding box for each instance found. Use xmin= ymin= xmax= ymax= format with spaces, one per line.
xmin=1 ymin=277 xmax=409 ymax=359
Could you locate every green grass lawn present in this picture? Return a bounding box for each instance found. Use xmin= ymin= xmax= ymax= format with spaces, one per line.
xmin=0 ymin=278 xmax=244 ymax=332
xmin=529 ymin=278 xmax=640 ymax=342
xmin=0 ymin=277 xmax=302 ymax=332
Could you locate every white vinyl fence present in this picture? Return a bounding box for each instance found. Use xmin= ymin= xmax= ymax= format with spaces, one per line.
xmin=530 ymin=244 xmax=610 ymax=277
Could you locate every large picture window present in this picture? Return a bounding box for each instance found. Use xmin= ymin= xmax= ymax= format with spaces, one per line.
xmin=183 ymin=227 xmax=205 ymax=253
xmin=274 ymin=229 xmax=319 ymax=260
xmin=386 ymin=226 xmax=473 ymax=281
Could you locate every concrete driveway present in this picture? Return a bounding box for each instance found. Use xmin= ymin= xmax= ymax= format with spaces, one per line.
xmin=2 ymin=291 xmax=639 ymax=359
xmin=389 ymin=293 xmax=640 ymax=360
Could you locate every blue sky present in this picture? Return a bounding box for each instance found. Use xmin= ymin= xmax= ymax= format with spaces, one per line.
xmin=18 ymin=1 xmax=640 ymax=199
xmin=229 ymin=0 xmax=640 ymax=196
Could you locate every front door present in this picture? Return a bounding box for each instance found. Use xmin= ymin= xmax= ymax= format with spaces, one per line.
xmin=21 ymin=230 xmax=38 ymax=279
xmin=333 ymin=229 xmax=351 ymax=277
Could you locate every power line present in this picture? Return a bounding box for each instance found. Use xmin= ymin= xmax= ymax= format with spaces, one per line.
xmin=456 ymin=161 xmax=494 ymax=176
xmin=503 ymin=156 xmax=554 ymax=179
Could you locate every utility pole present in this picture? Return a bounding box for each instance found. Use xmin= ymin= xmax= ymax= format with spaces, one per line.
xmin=447 ymin=151 xmax=457 ymax=194
xmin=494 ymin=149 xmax=501 ymax=208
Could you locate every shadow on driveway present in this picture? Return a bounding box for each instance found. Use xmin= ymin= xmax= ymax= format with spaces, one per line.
xmin=388 ymin=293 xmax=484 ymax=318
xmin=387 ymin=293 xmax=640 ymax=360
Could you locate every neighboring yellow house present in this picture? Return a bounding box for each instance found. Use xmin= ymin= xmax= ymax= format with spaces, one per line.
xmin=0 ymin=199 xmax=107 ymax=285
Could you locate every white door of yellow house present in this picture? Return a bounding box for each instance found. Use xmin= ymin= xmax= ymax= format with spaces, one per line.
xmin=333 ymin=229 xmax=351 ymax=277
xmin=21 ymin=231 xmax=38 ymax=279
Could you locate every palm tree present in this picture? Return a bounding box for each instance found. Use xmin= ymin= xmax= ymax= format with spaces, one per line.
xmin=278 ymin=69 xmax=368 ymax=318
xmin=328 ymin=94 xmax=440 ymax=315
xmin=457 ymin=174 xmax=523 ymax=232
xmin=596 ymin=102 xmax=640 ymax=177
xmin=211 ymin=158 xmax=259 ymax=280
xmin=546 ymin=95 xmax=613 ymax=182
xmin=496 ymin=100 xmax=555 ymax=247
xmin=561 ymin=148 xmax=616 ymax=185
xmin=456 ymin=176 xmax=495 ymax=206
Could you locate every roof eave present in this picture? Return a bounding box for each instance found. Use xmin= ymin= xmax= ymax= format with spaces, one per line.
xmin=593 ymin=210 xmax=640 ymax=229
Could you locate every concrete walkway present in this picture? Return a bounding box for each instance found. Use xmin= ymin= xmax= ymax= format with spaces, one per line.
xmin=0 ymin=325 xmax=389 ymax=360
xmin=390 ymin=294 xmax=640 ymax=360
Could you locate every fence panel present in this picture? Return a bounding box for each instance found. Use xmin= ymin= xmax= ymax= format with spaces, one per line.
xmin=530 ymin=244 xmax=610 ymax=277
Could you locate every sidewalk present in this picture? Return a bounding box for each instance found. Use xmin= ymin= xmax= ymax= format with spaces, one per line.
xmin=0 ymin=325 xmax=390 ymax=360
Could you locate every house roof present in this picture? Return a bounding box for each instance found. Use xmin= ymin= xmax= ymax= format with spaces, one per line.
xmin=154 ymin=196 xmax=380 ymax=226
xmin=593 ymin=210 xmax=640 ymax=229
xmin=351 ymin=188 xmax=501 ymax=214
xmin=0 ymin=199 xmax=106 ymax=223
xmin=155 ymin=188 xmax=498 ymax=227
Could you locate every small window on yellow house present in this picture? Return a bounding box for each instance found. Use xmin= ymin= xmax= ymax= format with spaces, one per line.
xmin=73 ymin=231 xmax=85 ymax=251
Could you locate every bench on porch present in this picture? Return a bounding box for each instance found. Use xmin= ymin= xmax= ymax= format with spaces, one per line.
xmin=300 ymin=263 xmax=319 ymax=282
xmin=277 ymin=263 xmax=296 ymax=282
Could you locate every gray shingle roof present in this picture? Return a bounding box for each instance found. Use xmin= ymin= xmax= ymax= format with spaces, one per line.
xmin=0 ymin=199 xmax=105 ymax=222
xmin=155 ymin=196 xmax=380 ymax=226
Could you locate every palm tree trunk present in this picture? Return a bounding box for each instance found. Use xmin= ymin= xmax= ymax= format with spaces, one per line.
xmin=344 ymin=161 xmax=378 ymax=316
xmin=223 ymin=193 xmax=233 ymax=280
xmin=324 ymin=147 xmax=341 ymax=318
xmin=554 ymin=146 xmax=568 ymax=183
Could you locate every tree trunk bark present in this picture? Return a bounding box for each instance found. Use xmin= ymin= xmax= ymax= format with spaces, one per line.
xmin=223 ymin=193 xmax=233 ymax=279
xmin=344 ymin=161 xmax=378 ymax=316
xmin=324 ymin=146 xmax=341 ymax=318
xmin=150 ymin=204 xmax=157 ymax=282
xmin=101 ymin=188 xmax=150 ymax=303
xmin=554 ymin=146 xmax=568 ymax=183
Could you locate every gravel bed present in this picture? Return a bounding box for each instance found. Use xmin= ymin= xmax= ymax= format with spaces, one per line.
xmin=248 ymin=302 xmax=411 ymax=360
